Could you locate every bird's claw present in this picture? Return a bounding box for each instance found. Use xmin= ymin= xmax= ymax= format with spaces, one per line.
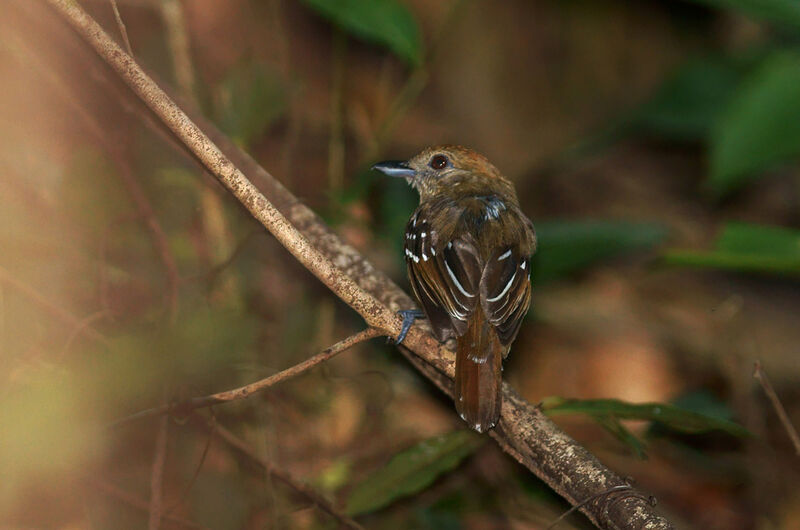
xmin=393 ymin=309 xmax=426 ymax=344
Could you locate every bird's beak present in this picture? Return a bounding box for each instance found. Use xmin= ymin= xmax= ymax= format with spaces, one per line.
xmin=371 ymin=160 xmax=416 ymax=178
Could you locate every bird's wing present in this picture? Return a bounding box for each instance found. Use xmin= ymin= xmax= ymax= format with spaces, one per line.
xmin=404 ymin=209 xmax=481 ymax=341
xmin=480 ymin=247 xmax=532 ymax=348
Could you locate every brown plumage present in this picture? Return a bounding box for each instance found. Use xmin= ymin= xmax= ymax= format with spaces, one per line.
xmin=373 ymin=145 xmax=536 ymax=432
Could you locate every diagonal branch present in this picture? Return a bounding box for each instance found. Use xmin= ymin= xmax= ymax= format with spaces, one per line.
xmin=43 ymin=0 xmax=407 ymax=345
xmin=39 ymin=1 xmax=673 ymax=528
xmin=110 ymin=327 xmax=383 ymax=429
xmin=107 ymin=0 xmax=132 ymax=56
xmin=754 ymin=361 xmax=800 ymax=456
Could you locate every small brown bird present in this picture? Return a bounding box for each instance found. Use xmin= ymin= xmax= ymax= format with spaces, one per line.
xmin=373 ymin=145 xmax=536 ymax=432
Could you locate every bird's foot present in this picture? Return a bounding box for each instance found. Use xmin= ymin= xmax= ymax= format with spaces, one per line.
xmin=392 ymin=309 xmax=426 ymax=344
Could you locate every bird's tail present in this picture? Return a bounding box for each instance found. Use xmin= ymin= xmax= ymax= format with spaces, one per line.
xmin=455 ymin=307 xmax=504 ymax=432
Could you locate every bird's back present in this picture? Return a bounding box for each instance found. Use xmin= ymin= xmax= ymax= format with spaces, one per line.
xmin=378 ymin=145 xmax=536 ymax=432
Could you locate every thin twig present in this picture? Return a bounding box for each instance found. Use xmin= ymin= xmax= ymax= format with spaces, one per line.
xmin=754 ymin=361 xmax=800 ymax=456
xmin=149 ymin=401 xmax=170 ymax=530
xmin=58 ymin=310 xmax=110 ymax=360
xmin=90 ymin=477 xmax=202 ymax=529
xmin=0 ymin=264 xmax=109 ymax=347
xmin=108 ymin=0 xmax=133 ymax=56
xmin=193 ymin=415 xmax=364 ymax=530
xmin=110 ymin=327 xmax=382 ymax=428
xmin=164 ymin=414 xmax=216 ymax=516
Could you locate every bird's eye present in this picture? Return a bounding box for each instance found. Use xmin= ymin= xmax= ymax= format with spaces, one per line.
xmin=430 ymin=154 xmax=449 ymax=170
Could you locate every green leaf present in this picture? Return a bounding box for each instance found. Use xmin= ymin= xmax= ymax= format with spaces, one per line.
xmin=634 ymin=55 xmax=751 ymax=141
xmin=670 ymin=391 xmax=738 ymax=423
xmin=594 ymin=415 xmax=649 ymax=459
xmin=413 ymin=506 xmax=462 ymax=530
xmin=717 ymin=222 xmax=800 ymax=257
xmin=532 ymin=221 xmax=667 ymax=284
xmin=541 ymin=397 xmax=751 ymax=437
xmin=300 ymin=0 xmax=422 ymax=66
xmin=662 ymin=222 xmax=800 ymax=277
xmin=687 ymin=0 xmax=800 ymax=31
xmin=709 ymin=51 xmax=800 ymax=195
xmin=345 ymin=430 xmax=483 ymax=516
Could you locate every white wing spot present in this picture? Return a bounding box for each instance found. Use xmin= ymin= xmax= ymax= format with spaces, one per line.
xmin=482 ymin=197 xmax=507 ymax=221
xmin=431 ymin=247 xmax=436 ymax=256
xmin=445 ymin=260 xmax=475 ymax=298
xmin=467 ymin=352 xmax=489 ymax=364
xmin=520 ymin=260 xmax=526 ymax=270
xmin=422 ymin=252 xmax=428 ymax=261
xmin=420 ymin=232 xmax=427 ymax=238
xmin=498 ymin=249 xmax=512 ymax=261
xmin=487 ymin=270 xmax=517 ymax=302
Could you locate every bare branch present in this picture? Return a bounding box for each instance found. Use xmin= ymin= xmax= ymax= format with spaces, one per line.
xmin=108 ymin=0 xmax=132 ymax=56
xmin=39 ymin=2 xmax=673 ymax=528
xmin=754 ymin=361 xmax=800 ymax=456
xmin=193 ymin=415 xmax=364 ymax=530
xmin=110 ymin=328 xmax=382 ymax=428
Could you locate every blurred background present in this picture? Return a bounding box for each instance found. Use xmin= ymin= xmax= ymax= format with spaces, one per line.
xmin=1 ymin=0 xmax=799 ymax=528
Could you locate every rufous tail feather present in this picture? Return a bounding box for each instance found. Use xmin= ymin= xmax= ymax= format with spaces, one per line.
xmin=455 ymin=307 xmax=503 ymax=432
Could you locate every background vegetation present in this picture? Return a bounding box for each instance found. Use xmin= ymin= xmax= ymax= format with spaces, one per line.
xmin=1 ymin=0 xmax=799 ymax=528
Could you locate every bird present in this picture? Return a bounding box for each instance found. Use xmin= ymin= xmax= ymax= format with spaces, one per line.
xmin=373 ymin=145 xmax=536 ymax=432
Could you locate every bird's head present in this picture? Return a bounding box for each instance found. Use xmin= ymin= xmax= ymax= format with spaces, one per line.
xmin=372 ymin=145 xmax=511 ymax=202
